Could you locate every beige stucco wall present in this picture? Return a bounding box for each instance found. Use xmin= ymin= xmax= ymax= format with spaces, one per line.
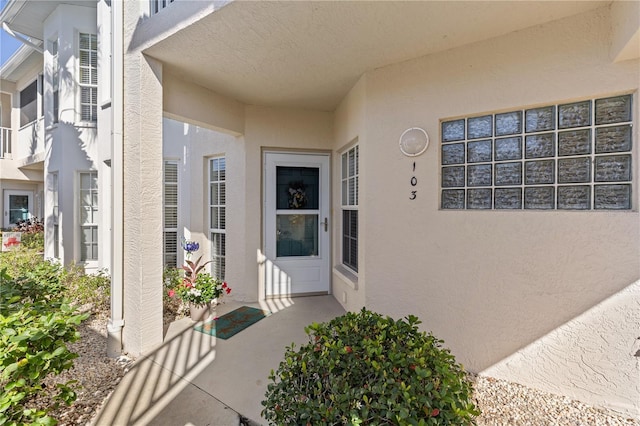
xmin=125 ymin=1 xmax=638 ymax=414
xmin=243 ymin=106 xmax=333 ymax=300
xmin=0 ymin=92 xmax=11 ymax=127
xmin=332 ymin=75 xmax=367 ymax=311
xmin=357 ymin=6 xmax=638 ymax=416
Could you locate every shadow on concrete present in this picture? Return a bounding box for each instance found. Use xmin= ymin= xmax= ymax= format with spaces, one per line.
xmin=92 ymin=316 xmax=238 ymax=426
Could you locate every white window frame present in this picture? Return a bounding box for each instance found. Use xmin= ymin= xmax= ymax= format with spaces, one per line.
xmin=19 ymin=79 xmax=38 ymax=128
xmin=209 ymin=156 xmax=226 ymax=280
xmin=78 ymin=171 xmax=98 ymax=262
xmin=163 ymin=160 xmax=179 ymax=267
xmin=50 ymin=38 xmax=59 ymax=124
xmin=78 ymin=33 xmax=97 ymax=123
xmin=49 ymin=172 xmax=60 ymax=259
xmin=341 ymin=144 xmax=359 ymax=273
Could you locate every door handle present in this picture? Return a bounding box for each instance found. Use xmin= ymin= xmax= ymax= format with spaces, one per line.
xmin=323 ymin=217 xmax=328 ymax=232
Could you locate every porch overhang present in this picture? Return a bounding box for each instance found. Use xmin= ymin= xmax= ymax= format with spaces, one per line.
xmin=143 ymin=0 xmax=610 ymax=112
xmin=0 ymin=0 xmax=96 ymax=40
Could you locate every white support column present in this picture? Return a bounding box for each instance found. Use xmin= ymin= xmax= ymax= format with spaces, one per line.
xmin=106 ymin=0 xmax=124 ymax=357
xmin=121 ymin=1 xmax=164 ymax=355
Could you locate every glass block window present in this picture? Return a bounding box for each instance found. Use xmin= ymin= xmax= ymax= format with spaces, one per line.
xmin=341 ymin=145 xmax=359 ymax=272
xmin=79 ymin=33 xmax=97 ymax=122
xmin=79 ymin=171 xmax=98 ymax=261
xmin=441 ymin=94 xmax=633 ymax=210
xmin=163 ymin=161 xmax=178 ymax=267
xmin=209 ymin=157 xmax=226 ymax=280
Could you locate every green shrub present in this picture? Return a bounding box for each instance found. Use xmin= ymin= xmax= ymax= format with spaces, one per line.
xmin=60 ymin=264 xmax=110 ymax=311
xmin=0 ymin=250 xmax=62 ymax=304
xmin=262 ymin=309 xmax=479 ymax=425
xmin=0 ymin=264 xmax=88 ymax=425
xmin=20 ymin=231 xmax=44 ymax=251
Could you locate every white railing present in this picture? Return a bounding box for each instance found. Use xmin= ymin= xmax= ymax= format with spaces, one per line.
xmin=151 ymin=0 xmax=175 ymax=15
xmin=0 ymin=127 xmax=11 ymax=159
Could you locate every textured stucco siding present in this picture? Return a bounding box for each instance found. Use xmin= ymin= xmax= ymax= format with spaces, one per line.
xmin=483 ymin=280 xmax=640 ymax=416
xmin=361 ymin=7 xmax=639 ymax=417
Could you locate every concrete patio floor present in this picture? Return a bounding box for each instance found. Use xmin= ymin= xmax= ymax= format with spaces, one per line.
xmin=93 ymin=295 xmax=346 ymax=425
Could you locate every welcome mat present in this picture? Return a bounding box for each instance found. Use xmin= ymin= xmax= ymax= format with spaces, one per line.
xmin=194 ymin=306 xmax=270 ymax=339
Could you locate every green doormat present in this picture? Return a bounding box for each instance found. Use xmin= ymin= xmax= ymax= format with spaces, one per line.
xmin=194 ymin=306 xmax=270 ymax=339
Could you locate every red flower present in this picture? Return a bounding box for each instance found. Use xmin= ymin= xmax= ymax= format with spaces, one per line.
xmin=345 ymin=346 xmax=353 ymax=353
xmin=225 ymin=288 xmax=231 ymax=294
xmin=431 ymin=408 xmax=440 ymax=417
xmin=168 ymin=289 xmax=175 ymax=297
xmin=222 ymin=282 xmax=228 ymax=288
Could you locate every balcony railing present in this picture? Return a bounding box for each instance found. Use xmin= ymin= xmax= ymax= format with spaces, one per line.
xmin=0 ymin=127 xmax=11 ymax=159
xmin=151 ymin=0 xmax=175 ymax=15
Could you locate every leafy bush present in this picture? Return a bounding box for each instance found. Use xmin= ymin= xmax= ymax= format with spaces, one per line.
xmin=13 ymin=218 xmax=44 ymax=234
xmin=262 ymin=309 xmax=479 ymax=425
xmin=20 ymin=232 xmax=44 ymax=251
xmin=163 ymin=266 xmax=185 ymax=317
xmin=0 ymin=260 xmax=88 ymax=425
xmin=0 ymin=249 xmax=62 ymax=302
xmin=60 ymin=264 xmax=110 ymax=311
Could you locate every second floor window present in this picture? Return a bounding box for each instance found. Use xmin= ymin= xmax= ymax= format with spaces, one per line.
xmin=20 ymin=80 xmax=38 ymax=127
xmin=51 ymin=39 xmax=59 ymax=123
xmin=79 ymin=33 xmax=97 ymax=122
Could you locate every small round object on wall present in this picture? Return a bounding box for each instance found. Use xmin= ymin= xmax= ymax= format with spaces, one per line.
xmin=399 ymin=127 xmax=429 ymax=157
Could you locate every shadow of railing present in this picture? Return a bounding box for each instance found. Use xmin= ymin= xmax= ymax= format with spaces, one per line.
xmin=92 ymin=318 xmax=225 ymax=425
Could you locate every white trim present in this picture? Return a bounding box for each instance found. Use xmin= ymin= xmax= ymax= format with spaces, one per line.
xmin=3 ymin=190 xmax=33 ymax=228
xmin=163 ymin=160 xmax=179 ymax=267
xmin=263 ymin=151 xmax=331 ymax=297
xmin=208 ymin=156 xmax=226 ymax=280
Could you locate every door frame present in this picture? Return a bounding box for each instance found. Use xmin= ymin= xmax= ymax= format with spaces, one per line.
xmin=3 ymin=189 xmax=34 ymax=228
xmin=262 ymin=150 xmax=331 ymax=298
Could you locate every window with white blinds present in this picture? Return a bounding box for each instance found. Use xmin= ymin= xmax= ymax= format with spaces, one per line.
xmin=209 ymin=157 xmax=226 ymax=280
xmin=51 ymin=39 xmax=59 ymax=123
xmin=79 ymin=33 xmax=97 ymax=122
xmin=163 ymin=161 xmax=179 ymax=267
xmin=49 ymin=172 xmax=60 ymax=258
xmin=79 ymin=171 xmax=98 ymax=261
xmin=341 ymin=145 xmax=358 ymax=272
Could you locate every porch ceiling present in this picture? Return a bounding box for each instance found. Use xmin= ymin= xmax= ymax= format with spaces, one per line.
xmin=0 ymin=0 xmax=96 ymax=40
xmin=145 ymin=0 xmax=609 ymax=112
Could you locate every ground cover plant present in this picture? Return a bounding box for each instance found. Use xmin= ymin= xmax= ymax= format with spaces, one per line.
xmin=0 ymin=235 xmax=108 ymax=425
xmin=262 ymin=308 xmax=479 ymax=425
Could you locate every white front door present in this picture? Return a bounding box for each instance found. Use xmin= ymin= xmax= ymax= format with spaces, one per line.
xmin=3 ymin=190 xmax=33 ymax=228
xmin=264 ymin=152 xmax=330 ymax=297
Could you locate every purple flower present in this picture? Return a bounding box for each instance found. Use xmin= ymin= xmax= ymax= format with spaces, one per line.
xmin=181 ymin=238 xmax=200 ymax=254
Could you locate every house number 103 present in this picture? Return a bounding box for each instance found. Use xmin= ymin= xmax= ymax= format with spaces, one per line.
xmin=410 ymin=162 xmax=417 ymax=200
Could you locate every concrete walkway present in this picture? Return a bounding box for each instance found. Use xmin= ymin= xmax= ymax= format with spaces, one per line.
xmin=93 ymin=295 xmax=346 ymax=425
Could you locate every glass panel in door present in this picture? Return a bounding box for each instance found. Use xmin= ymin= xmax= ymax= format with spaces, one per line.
xmin=9 ymin=195 xmax=30 ymax=224
xmin=275 ymin=166 xmax=319 ymax=258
